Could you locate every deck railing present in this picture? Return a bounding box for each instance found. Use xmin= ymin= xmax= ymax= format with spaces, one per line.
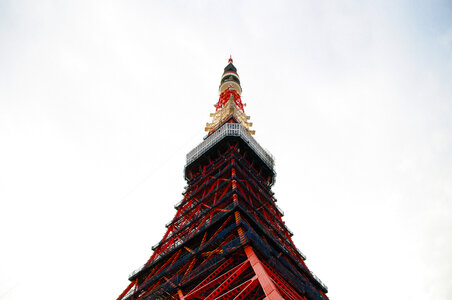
xmin=186 ymin=123 xmax=274 ymax=170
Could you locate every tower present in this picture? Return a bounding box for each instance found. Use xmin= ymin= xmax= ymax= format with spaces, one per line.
xmin=117 ymin=58 xmax=329 ymax=300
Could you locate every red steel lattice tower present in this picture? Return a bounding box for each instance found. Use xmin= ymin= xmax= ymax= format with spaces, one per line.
xmin=117 ymin=58 xmax=329 ymax=300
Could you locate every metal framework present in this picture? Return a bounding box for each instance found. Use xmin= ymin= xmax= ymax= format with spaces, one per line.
xmin=116 ymin=59 xmax=328 ymax=300
xmin=205 ymin=91 xmax=254 ymax=135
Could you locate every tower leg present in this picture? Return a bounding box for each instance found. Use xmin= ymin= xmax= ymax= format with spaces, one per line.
xmin=244 ymin=246 xmax=284 ymax=300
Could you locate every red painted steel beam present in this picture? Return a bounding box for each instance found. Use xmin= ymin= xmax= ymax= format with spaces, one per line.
xmin=214 ymin=276 xmax=257 ymax=300
xmin=205 ymin=261 xmax=251 ymax=300
xmin=185 ymin=257 xmax=234 ymax=298
xmin=232 ymin=276 xmax=260 ymax=300
xmin=244 ymin=246 xmax=284 ymax=300
xmin=117 ymin=279 xmax=137 ymax=300
xmin=186 ymin=261 xmax=248 ymax=300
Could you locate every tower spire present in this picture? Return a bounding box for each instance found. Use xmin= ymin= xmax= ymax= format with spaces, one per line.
xmin=220 ymin=56 xmax=241 ymax=95
xmin=205 ymin=58 xmax=254 ymax=135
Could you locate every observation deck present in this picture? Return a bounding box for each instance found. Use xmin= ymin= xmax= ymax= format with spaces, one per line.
xmin=185 ymin=123 xmax=275 ymax=184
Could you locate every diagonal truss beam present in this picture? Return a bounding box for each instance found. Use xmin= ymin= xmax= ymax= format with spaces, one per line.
xmin=244 ymin=246 xmax=284 ymax=300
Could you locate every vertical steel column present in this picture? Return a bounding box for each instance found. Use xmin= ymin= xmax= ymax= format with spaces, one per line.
xmin=245 ymin=246 xmax=284 ymax=300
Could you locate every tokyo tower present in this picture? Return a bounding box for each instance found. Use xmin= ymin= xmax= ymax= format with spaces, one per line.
xmin=117 ymin=58 xmax=329 ymax=300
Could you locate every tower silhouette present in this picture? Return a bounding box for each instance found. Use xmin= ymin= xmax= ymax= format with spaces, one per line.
xmin=117 ymin=58 xmax=329 ymax=300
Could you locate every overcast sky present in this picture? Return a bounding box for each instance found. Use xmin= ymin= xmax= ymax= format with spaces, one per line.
xmin=1 ymin=1 xmax=451 ymax=299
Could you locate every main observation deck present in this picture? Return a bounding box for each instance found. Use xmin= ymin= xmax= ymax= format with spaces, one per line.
xmin=185 ymin=123 xmax=275 ymax=184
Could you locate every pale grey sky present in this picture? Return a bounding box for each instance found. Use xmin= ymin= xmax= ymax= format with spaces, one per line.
xmin=0 ymin=1 xmax=451 ymax=299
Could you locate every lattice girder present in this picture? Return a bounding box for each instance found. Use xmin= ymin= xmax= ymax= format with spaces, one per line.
xmin=119 ymin=143 xmax=327 ymax=300
xmin=150 ymin=147 xmax=295 ymax=268
xmin=117 ymin=59 xmax=328 ymax=300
